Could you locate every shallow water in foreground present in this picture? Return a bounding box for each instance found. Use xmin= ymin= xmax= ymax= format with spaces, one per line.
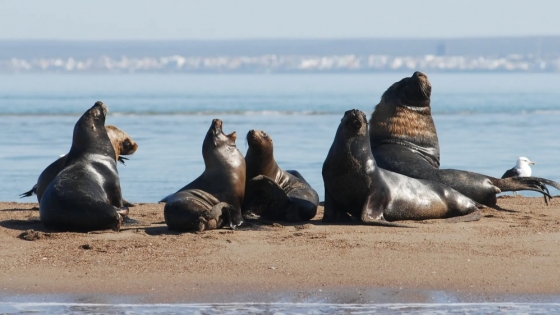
xmin=2 ymin=302 xmax=560 ymax=314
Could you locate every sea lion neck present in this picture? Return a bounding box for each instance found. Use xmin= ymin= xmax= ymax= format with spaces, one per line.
xmin=245 ymin=129 xmax=277 ymax=179
xmin=65 ymin=102 xmax=115 ymax=165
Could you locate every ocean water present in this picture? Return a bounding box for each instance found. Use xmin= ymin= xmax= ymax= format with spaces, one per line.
xmin=2 ymin=302 xmax=560 ymax=314
xmin=1 ymin=73 xmax=560 ymax=203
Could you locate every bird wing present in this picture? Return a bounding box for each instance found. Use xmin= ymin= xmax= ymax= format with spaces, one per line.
xmin=501 ymin=167 xmax=520 ymax=179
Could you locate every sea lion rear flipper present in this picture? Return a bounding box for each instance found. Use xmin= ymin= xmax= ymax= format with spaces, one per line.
xmin=117 ymin=156 xmax=128 ymax=165
xmin=20 ymin=185 xmax=37 ymax=198
xmin=492 ymin=177 xmax=555 ymax=204
xmin=361 ymin=194 xmax=413 ymax=228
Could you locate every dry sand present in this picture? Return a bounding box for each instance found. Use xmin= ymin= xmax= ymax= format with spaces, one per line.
xmin=1 ymin=196 xmax=560 ymax=303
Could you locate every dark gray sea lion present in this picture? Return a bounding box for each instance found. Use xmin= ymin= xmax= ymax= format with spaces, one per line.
xmin=163 ymin=119 xmax=245 ymax=232
xmin=369 ymin=71 xmax=558 ymax=207
xmin=322 ymin=109 xmax=482 ymax=226
xmin=243 ymin=129 xmax=318 ymax=222
xmin=20 ymin=125 xmax=138 ymax=204
xmin=39 ymin=102 xmax=129 ymax=232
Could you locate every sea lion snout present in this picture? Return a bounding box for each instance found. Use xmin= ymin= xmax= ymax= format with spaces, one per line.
xmin=343 ymin=109 xmax=367 ymax=130
xmin=93 ymin=101 xmax=108 ymax=117
xmin=211 ymin=119 xmax=223 ymax=132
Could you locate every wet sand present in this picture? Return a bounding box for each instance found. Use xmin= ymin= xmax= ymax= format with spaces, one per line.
xmin=1 ymin=196 xmax=560 ymax=303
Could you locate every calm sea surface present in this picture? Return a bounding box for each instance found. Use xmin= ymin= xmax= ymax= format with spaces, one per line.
xmin=1 ymin=73 xmax=559 ymax=202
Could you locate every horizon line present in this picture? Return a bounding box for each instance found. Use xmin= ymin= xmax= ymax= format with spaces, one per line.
xmin=1 ymin=35 xmax=560 ymax=42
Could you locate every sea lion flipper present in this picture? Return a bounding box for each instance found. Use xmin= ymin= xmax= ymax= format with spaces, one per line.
xmin=117 ymin=156 xmax=128 ymax=165
xmin=122 ymin=198 xmax=135 ymax=207
xmin=20 ymin=185 xmax=37 ymax=198
xmin=361 ymin=194 xmax=413 ymax=228
xmin=243 ymin=175 xmax=290 ymax=220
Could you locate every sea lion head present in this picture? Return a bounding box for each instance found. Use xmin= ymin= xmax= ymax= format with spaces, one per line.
xmin=382 ymin=71 xmax=431 ymax=108
xmin=246 ymin=129 xmax=273 ymax=154
xmin=68 ymin=101 xmax=114 ymax=159
xmin=105 ymin=125 xmax=139 ymax=158
xmin=202 ymin=119 xmax=238 ymax=161
xmin=339 ymin=109 xmax=368 ymax=139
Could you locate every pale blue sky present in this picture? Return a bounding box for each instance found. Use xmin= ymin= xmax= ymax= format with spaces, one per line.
xmin=1 ymin=0 xmax=559 ymax=40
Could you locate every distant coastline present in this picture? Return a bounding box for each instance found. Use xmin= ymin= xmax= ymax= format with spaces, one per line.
xmin=1 ymin=37 xmax=560 ymax=73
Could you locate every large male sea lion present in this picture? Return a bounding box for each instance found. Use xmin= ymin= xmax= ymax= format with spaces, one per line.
xmin=369 ymin=71 xmax=558 ymax=207
xmin=243 ymin=129 xmax=318 ymax=222
xmin=162 ymin=119 xmax=245 ymax=232
xmin=323 ymin=109 xmax=482 ymax=226
xmin=20 ymin=125 xmax=138 ymax=203
xmin=39 ymin=102 xmax=129 ymax=232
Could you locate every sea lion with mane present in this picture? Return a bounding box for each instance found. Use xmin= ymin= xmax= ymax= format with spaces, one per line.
xmin=243 ymin=129 xmax=318 ymax=222
xmin=369 ymin=71 xmax=558 ymax=207
xmin=323 ymin=109 xmax=482 ymax=226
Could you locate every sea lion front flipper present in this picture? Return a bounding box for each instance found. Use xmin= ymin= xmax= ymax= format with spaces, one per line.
xmin=361 ymin=194 xmax=413 ymax=228
xmin=243 ymin=175 xmax=290 ymax=221
xmin=122 ymin=198 xmax=135 ymax=207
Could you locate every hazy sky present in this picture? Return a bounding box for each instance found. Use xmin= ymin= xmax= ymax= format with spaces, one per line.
xmin=1 ymin=0 xmax=559 ymax=40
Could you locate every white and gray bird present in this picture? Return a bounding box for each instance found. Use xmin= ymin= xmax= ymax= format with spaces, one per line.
xmin=501 ymin=157 xmax=535 ymax=195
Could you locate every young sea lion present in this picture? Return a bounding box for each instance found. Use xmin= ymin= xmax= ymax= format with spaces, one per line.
xmin=369 ymin=71 xmax=558 ymax=207
xmin=39 ymin=102 xmax=129 ymax=232
xmin=20 ymin=125 xmax=138 ymax=204
xmin=162 ymin=119 xmax=245 ymax=232
xmin=323 ymin=109 xmax=482 ymax=226
xmin=243 ymin=129 xmax=318 ymax=222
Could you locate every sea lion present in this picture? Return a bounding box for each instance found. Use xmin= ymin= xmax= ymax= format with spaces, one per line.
xmin=39 ymin=101 xmax=129 ymax=232
xmin=322 ymin=109 xmax=482 ymax=226
xmin=20 ymin=125 xmax=138 ymax=204
xmin=243 ymin=129 xmax=318 ymax=222
xmin=369 ymin=71 xmax=558 ymax=207
xmin=162 ymin=119 xmax=245 ymax=232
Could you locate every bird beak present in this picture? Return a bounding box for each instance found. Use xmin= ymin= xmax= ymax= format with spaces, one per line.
xmin=529 ymin=161 xmax=536 ymax=165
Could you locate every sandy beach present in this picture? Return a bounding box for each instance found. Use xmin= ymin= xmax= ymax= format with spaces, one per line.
xmin=1 ymin=196 xmax=560 ymax=304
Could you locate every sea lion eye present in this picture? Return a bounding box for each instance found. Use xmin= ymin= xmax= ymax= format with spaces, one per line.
xmin=261 ymin=132 xmax=268 ymax=138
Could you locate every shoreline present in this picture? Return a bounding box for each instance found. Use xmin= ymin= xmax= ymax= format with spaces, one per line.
xmin=1 ymin=197 xmax=560 ymax=303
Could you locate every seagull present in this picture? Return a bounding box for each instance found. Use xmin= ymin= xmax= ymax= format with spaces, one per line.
xmin=501 ymin=157 xmax=535 ymax=195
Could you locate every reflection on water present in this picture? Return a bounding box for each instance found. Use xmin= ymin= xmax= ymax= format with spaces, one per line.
xmin=2 ymin=302 xmax=560 ymax=314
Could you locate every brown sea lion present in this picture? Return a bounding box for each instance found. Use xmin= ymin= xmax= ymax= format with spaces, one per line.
xmin=323 ymin=109 xmax=482 ymax=226
xmin=162 ymin=119 xmax=245 ymax=232
xmin=40 ymin=102 xmax=129 ymax=232
xmin=20 ymin=125 xmax=138 ymax=204
xmin=243 ymin=129 xmax=318 ymax=222
xmin=369 ymin=71 xmax=558 ymax=207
